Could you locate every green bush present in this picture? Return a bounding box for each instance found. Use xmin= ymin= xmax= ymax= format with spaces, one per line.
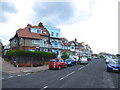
xmin=6 ymin=50 xmax=56 ymax=67
xmin=6 ymin=50 xmax=56 ymax=58
xmin=100 ymin=55 xmax=104 ymax=58
xmin=6 ymin=50 xmax=15 ymax=56
xmin=61 ymin=52 xmax=69 ymax=60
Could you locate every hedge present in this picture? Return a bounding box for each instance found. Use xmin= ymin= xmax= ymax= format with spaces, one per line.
xmin=6 ymin=50 xmax=56 ymax=58
xmin=5 ymin=50 xmax=57 ymax=67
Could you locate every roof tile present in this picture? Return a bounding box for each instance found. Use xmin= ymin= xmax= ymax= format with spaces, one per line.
xmin=17 ymin=27 xmax=42 ymax=39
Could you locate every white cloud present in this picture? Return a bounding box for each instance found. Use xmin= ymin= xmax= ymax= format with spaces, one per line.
xmin=59 ymin=0 xmax=118 ymax=54
xmin=0 ymin=0 xmax=118 ymax=54
xmin=0 ymin=0 xmax=34 ymax=44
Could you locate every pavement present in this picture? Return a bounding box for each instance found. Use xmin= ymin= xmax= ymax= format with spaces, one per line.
xmin=1 ymin=57 xmax=49 ymax=74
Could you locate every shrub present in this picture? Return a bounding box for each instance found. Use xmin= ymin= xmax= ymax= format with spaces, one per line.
xmin=6 ymin=50 xmax=57 ymax=67
xmin=6 ymin=50 xmax=33 ymax=56
xmin=61 ymin=52 xmax=69 ymax=60
xmin=6 ymin=50 xmax=56 ymax=59
xmin=6 ymin=50 xmax=15 ymax=56
xmin=100 ymin=55 xmax=104 ymax=58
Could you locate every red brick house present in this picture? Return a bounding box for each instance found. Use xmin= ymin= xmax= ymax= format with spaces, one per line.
xmin=9 ymin=22 xmax=51 ymax=51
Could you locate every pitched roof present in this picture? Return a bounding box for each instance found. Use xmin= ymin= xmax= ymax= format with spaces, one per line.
xmin=61 ymin=38 xmax=78 ymax=46
xmin=68 ymin=41 xmax=75 ymax=45
xmin=17 ymin=27 xmax=42 ymax=39
xmin=78 ymin=43 xmax=84 ymax=47
xmin=13 ymin=22 xmax=50 ymax=40
xmin=61 ymin=37 xmax=67 ymax=41
xmin=61 ymin=38 xmax=69 ymax=46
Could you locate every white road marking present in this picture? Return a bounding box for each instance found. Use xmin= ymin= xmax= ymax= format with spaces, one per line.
xmin=78 ymin=62 xmax=93 ymax=71
xmin=78 ymin=66 xmax=84 ymax=70
xmin=40 ymin=85 xmax=48 ymax=90
xmin=85 ymin=64 xmax=89 ymax=66
xmin=60 ymin=71 xmax=75 ymax=80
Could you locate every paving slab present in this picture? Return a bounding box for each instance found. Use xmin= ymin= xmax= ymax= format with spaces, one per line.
xmin=1 ymin=57 xmax=49 ymax=74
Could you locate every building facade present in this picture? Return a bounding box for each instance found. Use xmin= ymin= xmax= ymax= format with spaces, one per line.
xmin=45 ymin=25 xmax=62 ymax=57
xmin=9 ymin=22 xmax=93 ymax=59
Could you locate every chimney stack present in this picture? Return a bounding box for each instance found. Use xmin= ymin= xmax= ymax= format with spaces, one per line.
xmin=74 ymin=38 xmax=77 ymax=42
xmin=38 ymin=22 xmax=44 ymax=27
xmin=27 ymin=24 xmax=32 ymax=27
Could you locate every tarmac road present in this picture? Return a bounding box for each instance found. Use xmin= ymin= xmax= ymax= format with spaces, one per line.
xmin=2 ymin=58 xmax=119 ymax=89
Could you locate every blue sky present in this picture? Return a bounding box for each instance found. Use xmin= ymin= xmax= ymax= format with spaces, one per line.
xmin=0 ymin=0 xmax=119 ymax=54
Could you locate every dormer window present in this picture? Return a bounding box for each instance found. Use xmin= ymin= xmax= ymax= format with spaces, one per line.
xmin=56 ymin=33 xmax=58 ymax=37
xmin=43 ymin=31 xmax=46 ymax=34
xmin=37 ymin=29 xmax=41 ymax=33
xmin=31 ymin=28 xmax=42 ymax=34
xmin=65 ymin=40 xmax=68 ymax=43
xmin=37 ymin=29 xmax=42 ymax=34
xmin=51 ymin=32 xmax=54 ymax=36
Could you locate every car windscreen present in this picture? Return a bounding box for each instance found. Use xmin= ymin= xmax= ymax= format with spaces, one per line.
xmin=81 ymin=58 xmax=87 ymax=61
xmin=50 ymin=59 xmax=56 ymax=62
xmin=65 ymin=59 xmax=71 ymax=61
xmin=109 ymin=60 xmax=120 ymax=65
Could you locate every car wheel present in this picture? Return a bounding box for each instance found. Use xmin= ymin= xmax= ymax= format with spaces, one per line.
xmin=49 ymin=68 xmax=52 ymax=70
xmin=58 ymin=66 xmax=61 ymax=70
xmin=107 ymin=69 xmax=110 ymax=72
xmin=65 ymin=65 xmax=67 ymax=68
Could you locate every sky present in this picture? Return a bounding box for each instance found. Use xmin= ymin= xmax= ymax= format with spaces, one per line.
xmin=0 ymin=0 xmax=119 ymax=54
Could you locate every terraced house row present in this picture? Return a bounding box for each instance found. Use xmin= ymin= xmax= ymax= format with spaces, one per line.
xmin=9 ymin=22 xmax=93 ymax=59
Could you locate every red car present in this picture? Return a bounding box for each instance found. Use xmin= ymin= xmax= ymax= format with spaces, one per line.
xmin=49 ymin=58 xmax=67 ymax=70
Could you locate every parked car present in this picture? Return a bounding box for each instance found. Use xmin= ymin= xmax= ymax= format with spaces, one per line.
xmin=78 ymin=57 xmax=88 ymax=64
xmin=107 ymin=59 xmax=120 ymax=72
xmin=65 ymin=58 xmax=77 ymax=66
xmin=87 ymin=57 xmax=92 ymax=61
xmin=93 ymin=56 xmax=99 ymax=59
xmin=49 ymin=58 xmax=67 ymax=70
xmin=105 ymin=56 xmax=112 ymax=64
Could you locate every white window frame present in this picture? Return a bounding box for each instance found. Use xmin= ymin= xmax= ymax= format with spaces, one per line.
xmin=32 ymin=40 xmax=39 ymax=44
xmin=37 ymin=29 xmax=42 ymax=34
xmin=56 ymin=33 xmax=58 ymax=37
xmin=51 ymin=32 xmax=54 ymax=36
xmin=31 ymin=28 xmax=42 ymax=34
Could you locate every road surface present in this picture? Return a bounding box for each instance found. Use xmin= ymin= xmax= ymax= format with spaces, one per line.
xmin=2 ymin=58 xmax=119 ymax=89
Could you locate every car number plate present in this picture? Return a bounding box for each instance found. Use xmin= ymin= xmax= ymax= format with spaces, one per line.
xmin=113 ymin=68 xmax=119 ymax=70
xmin=54 ymin=64 xmax=55 ymax=68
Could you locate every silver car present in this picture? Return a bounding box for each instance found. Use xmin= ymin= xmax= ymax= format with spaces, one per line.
xmin=79 ymin=57 xmax=88 ymax=64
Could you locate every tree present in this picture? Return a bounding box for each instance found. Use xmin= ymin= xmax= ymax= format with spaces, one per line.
xmin=116 ymin=54 xmax=120 ymax=57
xmin=61 ymin=52 xmax=69 ymax=60
xmin=99 ymin=55 xmax=104 ymax=58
